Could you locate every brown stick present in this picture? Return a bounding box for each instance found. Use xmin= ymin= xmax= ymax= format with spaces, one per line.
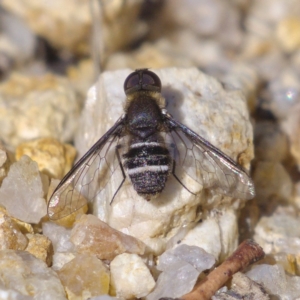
xmin=180 ymin=239 xmax=265 ymax=300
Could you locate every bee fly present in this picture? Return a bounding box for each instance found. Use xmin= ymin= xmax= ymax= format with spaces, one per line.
xmin=48 ymin=69 xmax=255 ymax=220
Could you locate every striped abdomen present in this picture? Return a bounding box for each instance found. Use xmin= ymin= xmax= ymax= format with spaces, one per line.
xmin=123 ymin=141 xmax=171 ymax=199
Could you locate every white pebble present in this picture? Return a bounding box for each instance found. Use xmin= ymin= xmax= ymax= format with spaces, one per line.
xmin=110 ymin=253 xmax=155 ymax=299
xmin=0 ymin=250 xmax=66 ymax=299
xmin=247 ymin=264 xmax=300 ymax=299
xmin=0 ymin=156 xmax=47 ymax=224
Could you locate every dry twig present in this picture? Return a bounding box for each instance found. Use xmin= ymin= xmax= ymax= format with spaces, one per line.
xmin=160 ymin=239 xmax=265 ymax=300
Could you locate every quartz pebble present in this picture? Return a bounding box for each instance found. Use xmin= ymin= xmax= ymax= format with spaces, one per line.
xmin=0 ymin=250 xmax=66 ymax=299
xmin=42 ymin=222 xmax=75 ymax=253
xmin=0 ymin=155 xmax=47 ymax=224
xmin=0 ymin=209 xmax=28 ymax=250
xmin=254 ymin=206 xmax=300 ymax=255
xmin=16 ymin=137 xmax=76 ymax=179
xmin=25 ymin=233 xmax=53 ymax=266
xmin=57 ymin=253 xmax=110 ymax=300
xmin=0 ymin=73 xmax=80 ymax=148
xmin=110 ymin=253 xmax=155 ymax=299
xmin=247 ymin=264 xmax=300 ymax=300
xmin=180 ymin=209 xmax=238 ymax=261
xmin=0 ymin=285 xmax=32 ymax=300
xmin=70 ymin=214 xmax=145 ymax=261
xmin=147 ymin=244 xmax=215 ymax=300
xmin=159 ymin=244 xmax=215 ymax=273
xmin=213 ymin=272 xmax=269 ymax=300
xmin=76 ymin=68 xmax=254 ymax=255
xmin=0 ymin=10 xmax=36 ymax=71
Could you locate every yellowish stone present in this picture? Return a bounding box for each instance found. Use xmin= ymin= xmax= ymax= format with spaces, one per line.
xmin=110 ymin=253 xmax=155 ymax=299
xmin=276 ymin=17 xmax=300 ymax=52
xmin=70 ymin=214 xmax=146 ymax=261
xmin=16 ymin=137 xmax=76 ymax=179
xmin=0 ymin=206 xmax=34 ymax=234
xmin=57 ymin=253 xmax=110 ymax=300
xmin=25 ymin=233 xmax=53 ymax=267
xmin=0 ymin=209 xmax=28 ymax=250
xmin=0 ymin=73 xmax=80 ymax=148
xmin=11 ymin=217 xmax=34 ymax=234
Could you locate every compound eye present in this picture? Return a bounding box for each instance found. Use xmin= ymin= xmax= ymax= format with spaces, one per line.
xmin=124 ymin=69 xmax=161 ymax=95
xmin=141 ymin=71 xmax=161 ymax=91
xmin=124 ymin=73 xmax=140 ymax=94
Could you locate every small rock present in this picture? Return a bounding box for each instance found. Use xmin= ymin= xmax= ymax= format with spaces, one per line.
xmin=42 ymin=222 xmax=75 ymax=253
xmin=276 ymin=17 xmax=300 ymax=53
xmin=159 ymin=244 xmax=215 ymax=273
xmin=0 ymin=285 xmax=32 ymax=300
xmin=247 ymin=264 xmax=300 ymax=300
xmin=9 ymin=214 xmax=34 ymax=234
xmin=70 ymin=214 xmax=145 ymax=261
xmin=181 ymin=209 xmax=238 ymax=261
xmin=213 ymin=272 xmax=270 ymax=300
xmin=0 ymin=73 xmax=80 ymax=148
xmin=110 ymin=253 xmax=155 ymax=299
xmin=254 ymin=206 xmax=300 ymax=255
xmin=147 ymin=244 xmax=215 ymax=300
xmin=16 ymin=137 xmax=76 ymax=179
xmin=57 ymin=253 xmax=110 ymax=300
xmin=25 ymin=233 xmax=53 ymax=266
xmin=0 ymin=249 xmax=66 ymax=299
xmin=0 ymin=155 xmax=47 ymax=224
xmin=0 ymin=10 xmax=36 ymax=71
xmin=0 ymin=209 xmax=28 ymax=250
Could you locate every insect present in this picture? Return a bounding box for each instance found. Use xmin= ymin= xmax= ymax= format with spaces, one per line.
xmin=47 ymin=69 xmax=255 ymax=220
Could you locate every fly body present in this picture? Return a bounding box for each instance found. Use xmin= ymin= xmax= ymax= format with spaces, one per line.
xmin=48 ymin=69 xmax=255 ymax=220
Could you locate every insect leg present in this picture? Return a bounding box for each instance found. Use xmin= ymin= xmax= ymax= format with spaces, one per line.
xmin=110 ymin=145 xmax=126 ymax=204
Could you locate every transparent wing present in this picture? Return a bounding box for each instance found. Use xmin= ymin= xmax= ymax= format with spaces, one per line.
xmin=164 ymin=114 xmax=255 ymax=199
xmin=47 ymin=116 xmax=126 ymax=220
